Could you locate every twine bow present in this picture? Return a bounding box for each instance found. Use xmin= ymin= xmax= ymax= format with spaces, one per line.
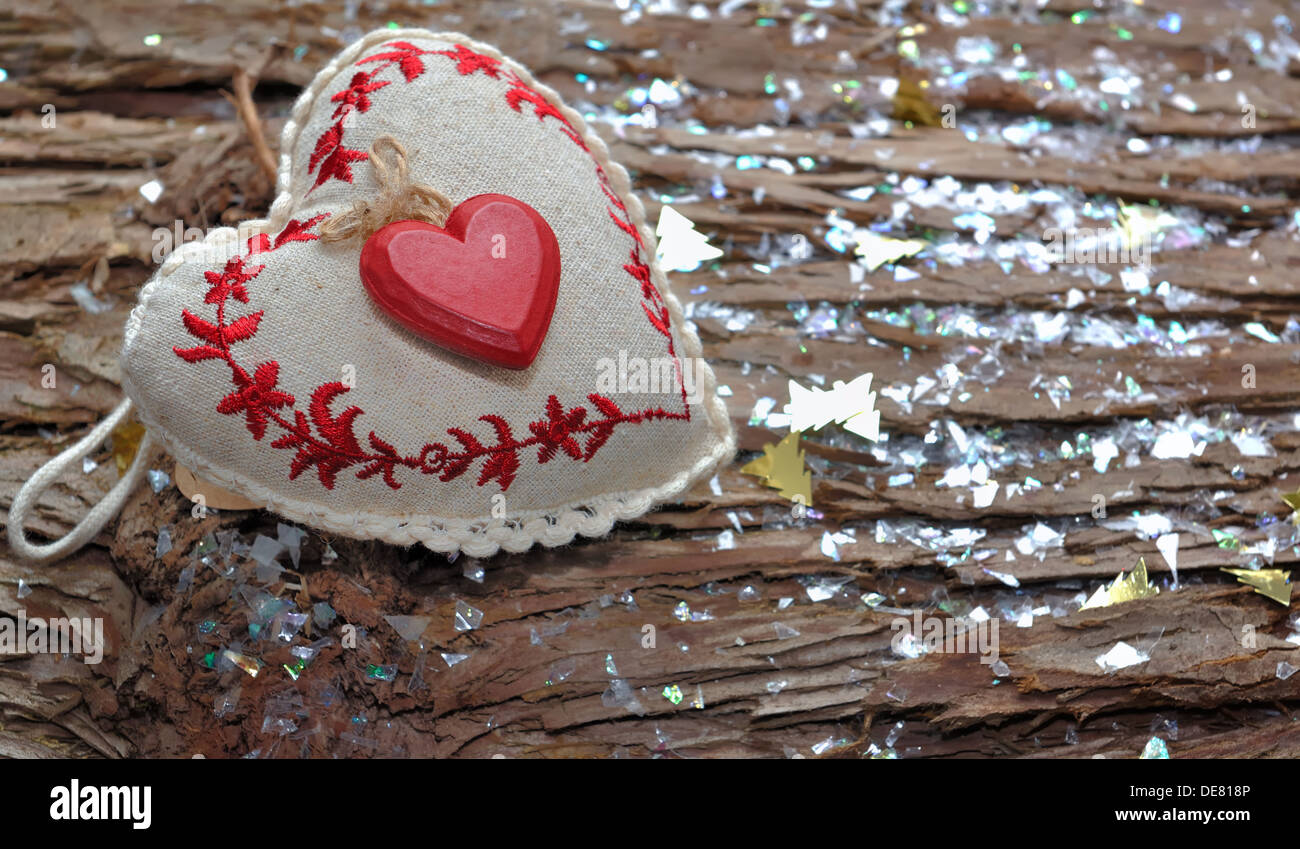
xmin=318 ymin=136 xmax=454 ymax=242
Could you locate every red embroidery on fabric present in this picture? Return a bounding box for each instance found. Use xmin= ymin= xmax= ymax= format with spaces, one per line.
xmin=331 ymin=71 xmax=390 ymax=118
xmin=430 ymin=44 xmax=503 ymax=79
xmin=173 ymin=217 xmax=682 ymax=492
xmin=307 ymin=121 xmax=369 ymax=190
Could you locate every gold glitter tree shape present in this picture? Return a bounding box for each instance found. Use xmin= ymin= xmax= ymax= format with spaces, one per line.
xmin=1080 ymin=557 xmax=1160 ymax=610
xmin=740 ymin=431 xmax=812 ymax=506
xmin=1221 ymin=568 xmax=1292 ymax=606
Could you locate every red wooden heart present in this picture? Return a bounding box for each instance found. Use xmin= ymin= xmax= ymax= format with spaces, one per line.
xmin=359 ymin=194 xmax=561 ymax=369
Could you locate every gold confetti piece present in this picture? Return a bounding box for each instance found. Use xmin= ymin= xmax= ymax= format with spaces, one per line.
xmin=1281 ymin=488 xmax=1300 ymax=514
xmin=783 ymin=374 xmax=881 ymax=441
xmin=111 ymin=419 xmax=147 ymax=476
xmin=221 ymin=649 xmax=263 ymax=678
xmin=1080 ymin=557 xmax=1160 ymax=610
xmin=1221 ymin=568 xmax=1292 ymax=607
xmin=740 ymin=431 xmax=812 ymax=506
xmin=853 ymin=231 xmax=927 ymax=272
xmin=891 ymin=76 xmax=942 ymax=127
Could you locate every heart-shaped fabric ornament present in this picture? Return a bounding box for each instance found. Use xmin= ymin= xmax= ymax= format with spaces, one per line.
xmin=7 ymin=29 xmax=735 ymax=560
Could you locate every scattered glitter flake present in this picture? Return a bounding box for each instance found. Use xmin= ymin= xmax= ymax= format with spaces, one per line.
xmin=853 ymin=231 xmax=926 ymax=271
xmin=283 ymin=659 xmax=306 ymax=680
xmin=1232 ymin=431 xmax=1275 ymax=458
xmin=806 ymin=573 xmax=854 ymax=601
xmin=222 ymin=650 xmax=262 ymax=678
xmin=1212 ymin=528 xmax=1240 ymax=550
xmin=777 ymin=597 xmax=794 ymax=610
xmin=248 ymin=534 xmax=284 ymax=568
xmin=601 ymin=679 xmax=644 ymax=714
xmin=138 ymin=179 xmax=164 ymax=203
xmin=604 ymin=653 xmax=619 ymax=676
xmin=749 ymin=396 xmax=778 ymax=426
xmin=811 ymin=735 xmax=848 ymax=756
xmin=1126 ymin=137 xmax=1151 ymax=155
xmin=1277 ymin=661 xmax=1297 ymax=681
xmin=15 ymin=578 xmax=31 ymax=599
xmin=145 ymin=468 xmax=170 ymax=493
xmin=462 ymin=561 xmax=485 ymax=582
xmin=971 ymin=480 xmax=999 ymax=509
xmin=155 ymin=526 xmax=173 ymax=559
xmin=69 ymin=283 xmax=114 ymax=315
xmin=276 ymin=612 xmax=307 ymax=642
xmin=738 ymin=585 xmax=761 ymax=602
xmin=819 ymin=530 xmax=856 ymax=561
xmin=1221 ymin=568 xmax=1292 ymax=606
xmin=674 ymin=601 xmax=692 ymax=622
xmin=366 ymin=664 xmax=398 ymax=682
xmin=1140 ymin=737 xmax=1170 ymax=759
xmin=990 ymin=659 xmax=1011 ymax=677
xmin=453 ymin=600 xmax=484 ymax=631
xmin=861 ymin=592 xmax=885 ymax=608
xmin=983 ymin=568 xmax=1020 ymax=588
xmin=276 ymin=523 xmax=306 ymax=568
xmin=662 ymin=684 xmax=684 ymax=705
xmin=954 ymin=35 xmax=997 ymax=63
xmin=714 ymin=529 xmax=736 ymax=551
xmin=773 ymin=622 xmax=801 ymax=639
xmin=82 ymin=455 xmax=98 ymax=475
xmin=655 ymin=206 xmax=722 ymax=272
xmin=143 ymin=33 xmax=162 ymax=46
xmin=214 ymin=687 xmax=240 ymax=718
xmin=1155 ymin=534 xmax=1180 ymax=587
xmin=1096 ymin=641 xmax=1149 ymax=672
xmin=312 ymin=602 xmax=336 ymax=628
xmin=1244 ymin=321 xmax=1281 ymax=343
xmin=442 ymin=652 xmax=469 ymax=668
xmin=547 ymin=657 xmax=577 ymax=685
xmin=1080 ymin=557 xmax=1160 ymax=610
xmin=1092 ymin=437 xmax=1119 ymax=473
xmin=1151 ymin=430 xmax=1202 ymax=460
xmin=384 ymin=615 xmax=431 ymax=642
xmin=893 ymin=632 xmax=926 ymax=659
xmin=1014 ymin=522 xmax=1065 ymax=556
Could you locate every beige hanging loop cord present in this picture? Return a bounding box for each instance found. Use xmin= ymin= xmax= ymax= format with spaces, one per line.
xmin=318 ymin=136 xmax=454 ymax=243
xmin=7 ymin=398 xmax=156 ymax=562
